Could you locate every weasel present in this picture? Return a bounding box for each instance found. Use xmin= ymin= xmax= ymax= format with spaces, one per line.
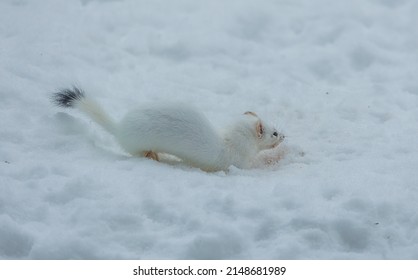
xmin=52 ymin=87 xmax=285 ymax=172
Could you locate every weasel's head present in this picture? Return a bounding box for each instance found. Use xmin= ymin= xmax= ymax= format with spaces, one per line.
xmin=244 ymin=111 xmax=285 ymax=150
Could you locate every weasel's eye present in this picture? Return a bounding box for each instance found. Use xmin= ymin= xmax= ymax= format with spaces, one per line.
xmin=273 ymin=132 xmax=278 ymax=137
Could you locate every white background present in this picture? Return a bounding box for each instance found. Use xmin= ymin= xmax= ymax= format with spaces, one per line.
xmin=1 ymin=260 xmax=418 ymax=280
xmin=1 ymin=0 xmax=418 ymax=259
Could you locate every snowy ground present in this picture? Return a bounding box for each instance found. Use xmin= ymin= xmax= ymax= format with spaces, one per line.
xmin=1 ymin=0 xmax=418 ymax=259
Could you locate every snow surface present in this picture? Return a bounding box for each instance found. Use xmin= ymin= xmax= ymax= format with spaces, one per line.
xmin=1 ymin=0 xmax=418 ymax=259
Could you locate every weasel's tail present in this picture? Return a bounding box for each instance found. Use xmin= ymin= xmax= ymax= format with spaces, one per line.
xmin=52 ymin=87 xmax=117 ymax=135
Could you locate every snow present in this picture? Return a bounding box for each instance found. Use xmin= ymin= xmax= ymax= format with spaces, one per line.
xmin=1 ymin=0 xmax=418 ymax=259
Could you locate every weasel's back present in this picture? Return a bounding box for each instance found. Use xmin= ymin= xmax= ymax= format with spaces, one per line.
xmin=116 ymin=103 xmax=227 ymax=170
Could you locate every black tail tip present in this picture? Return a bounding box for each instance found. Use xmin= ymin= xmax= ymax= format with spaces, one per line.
xmin=51 ymin=86 xmax=85 ymax=108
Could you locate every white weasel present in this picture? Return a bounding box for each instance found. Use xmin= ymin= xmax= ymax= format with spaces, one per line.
xmin=52 ymin=87 xmax=285 ymax=171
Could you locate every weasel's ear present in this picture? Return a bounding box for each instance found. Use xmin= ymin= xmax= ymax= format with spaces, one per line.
xmin=244 ymin=111 xmax=258 ymax=118
xmin=256 ymin=121 xmax=264 ymax=139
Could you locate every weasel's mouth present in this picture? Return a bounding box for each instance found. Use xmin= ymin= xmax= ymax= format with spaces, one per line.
xmin=271 ymin=143 xmax=279 ymax=149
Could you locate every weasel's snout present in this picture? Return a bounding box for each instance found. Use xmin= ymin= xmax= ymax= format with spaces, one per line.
xmin=270 ymin=133 xmax=285 ymax=149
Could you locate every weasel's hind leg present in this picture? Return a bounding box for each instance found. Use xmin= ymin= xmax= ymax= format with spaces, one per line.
xmin=143 ymin=151 xmax=159 ymax=161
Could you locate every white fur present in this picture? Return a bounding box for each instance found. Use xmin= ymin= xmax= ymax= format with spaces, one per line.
xmin=68 ymin=95 xmax=283 ymax=171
